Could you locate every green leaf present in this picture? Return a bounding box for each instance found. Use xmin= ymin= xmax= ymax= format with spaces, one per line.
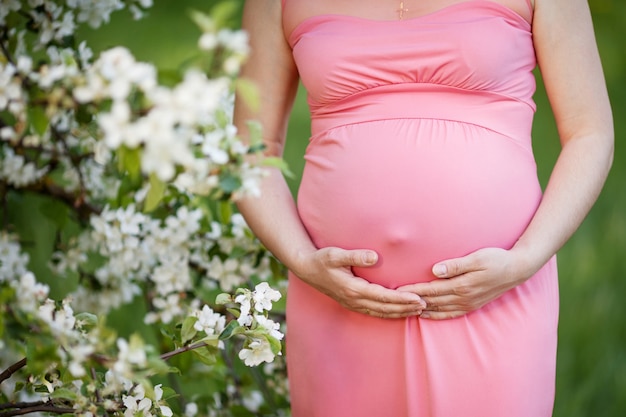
xmin=75 ymin=104 xmax=93 ymax=124
xmin=245 ymin=120 xmax=264 ymax=148
xmin=157 ymin=68 xmax=184 ymax=87
xmin=219 ymin=173 xmax=241 ymax=194
xmin=144 ymin=173 xmax=167 ymax=212
xmin=181 ymin=316 xmax=198 ymax=345
xmin=235 ymin=78 xmax=260 ymax=113
xmin=26 ymin=338 xmax=59 ymax=376
xmin=215 ymin=293 xmax=233 ymax=305
xmin=266 ymin=334 xmax=283 ymax=356
xmin=209 ymin=1 xmax=240 ymax=27
xmin=201 ymin=334 xmax=221 ymax=347
xmin=38 ymin=198 xmax=69 ymax=229
xmin=75 ymin=312 xmax=98 ymax=331
xmin=218 ymin=201 xmax=232 ymax=224
xmin=160 ymin=385 xmax=179 ymax=401
xmin=189 ymin=9 xmax=216 ymax=32
xmin=218 ymin=319 xmax=239 ymax=341
xmin=146 ymin=356 xmax=177 ymax=376
xmin=117 ymin=145 xmax=141 ymax=181
xmin=50 ymin=388 xmax=78 ymax=401
xmin=262 ymin=157 xmax=294 ymax=178
xmin=191 ymin=346 xmax=218 ymax=366
xmin=28 ymin=106 xmax=49 ymax=136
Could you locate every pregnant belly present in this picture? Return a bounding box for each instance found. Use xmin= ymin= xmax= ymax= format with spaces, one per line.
xmin=296 ymin=119 xmax=542 ymax=288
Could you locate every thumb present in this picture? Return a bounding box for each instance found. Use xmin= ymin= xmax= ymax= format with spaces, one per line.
xmin=342 ymin=249 xmax=379 ymax=267
xmin=432 ymin=254 xmax=474 ymax=278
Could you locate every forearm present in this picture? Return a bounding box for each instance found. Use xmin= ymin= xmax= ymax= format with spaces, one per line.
xmin=236 ymin=168 xmax=317 ymax=277
xmin=511 ymin=131 xmax=613 ymax=279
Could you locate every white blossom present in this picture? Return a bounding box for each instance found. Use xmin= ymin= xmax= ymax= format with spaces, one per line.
xmin=0 ymin=0 xmax=21 ymax=25
xmin=192 ymin=305 xmax=226 ymax=336
xmin=0 ymin=62 xmax=23 ymax=113
xmin=242 ymin=390 xmax=264 ymax=413
xmin=122 ymin=384 xmax=152 ymax=417
xmin=254 ymin=315 xmax=284 ymax=342
xmin=238 ymin=338 xmax=275 ymax=367
xmin=113 ymin=337 xmax=147 ymax=377
xmin=68 ymin=343 xmax=95 ymax=377
xmin=154 ymin=384 xmax=173 ymax=417
xmin=0 ymin=232 xmax=30 ymax=283
xmin=0 ymin=148 xmax=48 ymax=187
xmin=184 ymin=402 xmax=198 ymax=417
xmin=235 ymin=292 xmax=253 ymax=327
xmin=38 ymin=299 xmax=77 ymax=339
xmin=209 ymin=256 xmax=245 ymax=291
xmin=144 ymin=293 xmax=185 ymax=324
xmin=252 ymin=282 xmax=282 ymax=313
xmin=10 ymin=272 xmax=49 ymax=312
xmin=68 ymin=0 xmax=125 ymax=28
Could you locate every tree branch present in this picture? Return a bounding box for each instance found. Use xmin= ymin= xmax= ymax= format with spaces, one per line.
xmin=0 ymin=402 xmax=75 ymax=417
xmin=160 ymin=341 xmax=208 ymax=361
xmin=0 ymin=402 xmax=45 ymax=411
xmin=0 ymin=358 xmax=27 ymax=385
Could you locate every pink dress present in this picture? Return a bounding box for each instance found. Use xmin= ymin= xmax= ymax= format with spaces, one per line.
xmin=283 ymin=1 xmax=559 ymax=416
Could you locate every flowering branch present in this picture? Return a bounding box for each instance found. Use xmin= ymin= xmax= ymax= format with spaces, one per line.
xmin=0 ymin=402 xmax=75 ymax=417
xmin=0 ymin=358 xmax=27 ymax=385
xmin=160 ymin=341 xmax=209 ymax=362
xmin=0 ymin=1 xmax=291 ymax=415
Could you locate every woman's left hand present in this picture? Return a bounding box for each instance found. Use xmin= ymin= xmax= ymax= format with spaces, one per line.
xmin=397 ymin=247 xmax=532 ymax=320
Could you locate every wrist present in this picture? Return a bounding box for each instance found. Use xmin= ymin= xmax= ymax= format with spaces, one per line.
xmin=509 ymin=243 xmax=551 ymax=283
xmin=288 ymin=247 xmax=319 ymax=281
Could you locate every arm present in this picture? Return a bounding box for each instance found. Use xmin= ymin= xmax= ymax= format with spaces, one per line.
xmin=234 ymin=0 xmax=425 ymax=318
xmin=399 ymin=0 xmax=614 ymax=319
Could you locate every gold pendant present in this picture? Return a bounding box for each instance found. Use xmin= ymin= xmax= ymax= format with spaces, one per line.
xmin=398 ymin=1 xmax=409 ymax=20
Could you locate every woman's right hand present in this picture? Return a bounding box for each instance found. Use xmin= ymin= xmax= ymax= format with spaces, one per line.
xmin=292 ymin=247 xmax=426 ymax=319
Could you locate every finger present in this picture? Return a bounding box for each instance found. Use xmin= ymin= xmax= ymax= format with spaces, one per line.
xmin=355 ymin=298 xmax=424 ymax=317
xmin=360 ymin=305 xmax=424 ymax=319
xmin=324 ymin=247 xmax=379 ymax=268
xmin=350 ymin=286 xmax=426 ymax=316
xmin=432 ymin=252 xmax=483 ymax=278
xmin=398 ymin=279 xmax=458 ymax=298
xmin=419 ymin=310 xmax=468 ymax=320
xmin=420 ymin=296 xmax=468 ymax=313
xmin=358 ymin=279 xmax=427 ymax=307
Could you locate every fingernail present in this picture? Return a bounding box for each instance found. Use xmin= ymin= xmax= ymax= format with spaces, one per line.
xmin=420 ymin=312 xmax=430 ymax=319
xmin=364 ymin=252 xmax=378 ymax=265
xmin=433 ymin=264 xmax=447 ymax=277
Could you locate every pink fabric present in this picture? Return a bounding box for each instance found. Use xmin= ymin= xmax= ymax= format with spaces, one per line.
xmin=284 ymin=1 xmax=558 ymax=416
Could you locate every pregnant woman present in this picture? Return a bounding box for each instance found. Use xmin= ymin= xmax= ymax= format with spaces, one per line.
xmin=234 ymin=0 xmax=613 ymax=416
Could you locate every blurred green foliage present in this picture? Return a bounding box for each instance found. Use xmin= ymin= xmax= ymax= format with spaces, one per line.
xmin=80 ymin=0 xmax=625 ymax=415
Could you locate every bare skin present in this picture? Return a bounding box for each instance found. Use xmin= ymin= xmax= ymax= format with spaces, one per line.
xmin=234 ymin=0 xmax=613 ymax=320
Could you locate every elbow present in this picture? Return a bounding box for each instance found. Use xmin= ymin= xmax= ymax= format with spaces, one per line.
xmin=602 ymin=126 xmax=615 ymax=176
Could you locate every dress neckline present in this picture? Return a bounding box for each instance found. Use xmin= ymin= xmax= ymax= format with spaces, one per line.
xmin=287 ymin=0 xmax=532 ymax=46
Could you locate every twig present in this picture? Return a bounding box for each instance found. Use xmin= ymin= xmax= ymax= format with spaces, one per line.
xmin=0 ymin=402 xmax=45 ymax=411
xmin=0 ymin=358 xmax=27 ymax=385
xmin=0 ymin=403 xmax=75 ymax=417
xmin=160 ymin=341 xmax=208 ymax=362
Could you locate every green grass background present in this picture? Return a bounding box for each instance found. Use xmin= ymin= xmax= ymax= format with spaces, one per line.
xmin=79 ymin=0 xmax=626 ymax=415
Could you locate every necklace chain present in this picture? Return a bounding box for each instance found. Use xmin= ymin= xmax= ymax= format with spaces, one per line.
xmin=397 ymin=1 xmax=409 ymax=20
